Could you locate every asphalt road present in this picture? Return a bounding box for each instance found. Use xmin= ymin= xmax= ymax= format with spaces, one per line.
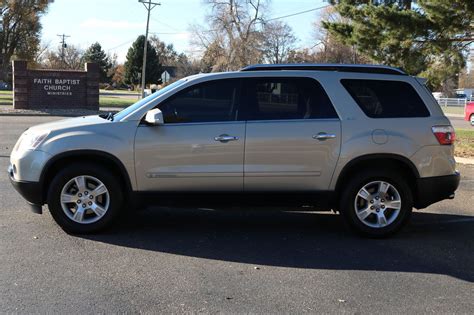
xmin=1 ymin=115 xmax=473 ymax=314
xmin=448 ymin=115 xmax=472 ymax=129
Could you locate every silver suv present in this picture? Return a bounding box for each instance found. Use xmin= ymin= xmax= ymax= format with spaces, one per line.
xmin=8 ymin=64 xmax=460 ymax=237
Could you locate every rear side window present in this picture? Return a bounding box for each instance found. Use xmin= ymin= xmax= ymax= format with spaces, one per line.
xmin=341 ymin=79 xmax=430 ymax=118
xmin=243 ymin=77 xmax=338 ymax=121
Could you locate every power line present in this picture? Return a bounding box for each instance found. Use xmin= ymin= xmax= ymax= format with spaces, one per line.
xmin=150 ymin=17 xmax=183 ymax=32
xmin=107 ymin=38 xmax=136 ymax=51
xmin=152 ymin=4 xmax=331 ymax=35
xmin=149 ymin=31 xmax=188 ymax=35
xmin=108 ymin=4 xmax=332 ymax=56
xmin=265 ymin=4 xmax=331 ymax=22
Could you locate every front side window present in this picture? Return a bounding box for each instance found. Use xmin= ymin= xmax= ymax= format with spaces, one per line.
xmin=243 ymin=77 xmax=338 ymax=121
xmin=341 ymin=79 xmax=430 ymax=118
xmin=158 ymin=79 xmax=240 ymax=123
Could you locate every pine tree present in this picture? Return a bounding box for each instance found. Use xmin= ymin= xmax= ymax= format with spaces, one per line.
xmin=324 ymin=0 xmax=474 ymax=90
xmin=83 ymin=42 xmax=112 ymax=83
xmin=124 ymin=35 xmax=161 ymax=86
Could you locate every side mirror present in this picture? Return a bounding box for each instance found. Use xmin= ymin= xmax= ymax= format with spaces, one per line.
xmin=144 ymin=108 xmax=164 ymax=126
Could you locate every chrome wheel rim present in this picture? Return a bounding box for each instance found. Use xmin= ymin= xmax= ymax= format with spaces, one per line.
xmin=470 ymin=115 xmax=474 ymax=126
xmin=60 ymin=175 xmax=110 ymax=224
xmin=354 ymin=181 xmax=401 ymax=228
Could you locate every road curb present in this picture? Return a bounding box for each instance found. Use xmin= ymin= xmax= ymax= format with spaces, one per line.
xmin=0 ymin=108 xmax=119 ymax=117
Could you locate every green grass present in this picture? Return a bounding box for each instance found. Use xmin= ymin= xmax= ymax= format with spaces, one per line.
xmin=99 ymin=96 xmax=134 ymax=108
xmin=0 ymin=91 xmax=12 ymax=105
xmin=0 ymin=90 xmax=135 ymax=107
xmin=441 ymin=106 xmax=465 ymax=115
xmin=99 ymin=89 xmax=139 ymax=95
xmin=455 ymin=129 xmax=474 ymax=158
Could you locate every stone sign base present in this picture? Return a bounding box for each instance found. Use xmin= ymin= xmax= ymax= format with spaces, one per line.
xmin=12 ymin=60 xmax=99 ymax=110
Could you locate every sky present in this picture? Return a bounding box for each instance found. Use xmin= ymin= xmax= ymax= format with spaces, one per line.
xmin=40 ymin=0 xmax=329 ymax=63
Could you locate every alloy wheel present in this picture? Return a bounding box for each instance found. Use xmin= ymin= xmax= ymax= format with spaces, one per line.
xmin=354 ymin=181 xmax=402 ymax=228
xmin=60 ymin=175 xmax=110 ymax=224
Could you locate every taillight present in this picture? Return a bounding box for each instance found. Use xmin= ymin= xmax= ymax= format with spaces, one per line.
xmin=432 ymin=125 xmax=456 ymax=145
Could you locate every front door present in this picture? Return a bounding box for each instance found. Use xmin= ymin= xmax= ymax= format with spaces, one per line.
xmin=242 ymin=77 xmax=341 ymax=191
xmin=134 ymin=78 xmax=245 ymax=191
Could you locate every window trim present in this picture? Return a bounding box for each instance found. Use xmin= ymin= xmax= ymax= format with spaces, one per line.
xmin=240 ymin=76 xmax=339 ymax=122
xmin=340 ymin=78 xmax=430 ymax=119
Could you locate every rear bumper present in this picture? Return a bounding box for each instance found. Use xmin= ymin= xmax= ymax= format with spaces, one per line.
xmin=415 ymin=171 xmax=460 ymax=209
xmin=8 ymin=165 xmax=43 ymax=213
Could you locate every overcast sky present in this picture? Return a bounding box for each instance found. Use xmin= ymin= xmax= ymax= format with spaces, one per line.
xmin=40 ymin=0 xmax=328 ymax=63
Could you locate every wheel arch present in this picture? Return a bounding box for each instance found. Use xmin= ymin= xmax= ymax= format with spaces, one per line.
xmin=334 ymin=154 xmax=420 ymax=204
xmin=40 ymin=150 xmax=133 ymax=204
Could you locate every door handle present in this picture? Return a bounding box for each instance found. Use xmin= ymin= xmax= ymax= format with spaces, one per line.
xmin=214 ymin=134 xmax=239 ymax=142
xmin=313 ymin=133 xmax=337 ymax=141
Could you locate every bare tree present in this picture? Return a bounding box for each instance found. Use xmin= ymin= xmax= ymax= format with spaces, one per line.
xmin=191 ymin=0 xmax=266 ymax=71
xmin=41 ymin=44 xmax=84 ymax=70
xmin=287 ymin=48 xmax=319 ymax=63
xmin=312 ymin=7 xmax=369 ymax=64
xmin=261 ymin=20 xmax=297 ymax=64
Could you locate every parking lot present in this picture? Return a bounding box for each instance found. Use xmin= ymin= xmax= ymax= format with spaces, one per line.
xmin=1 ymin=115 xmax=473 ymax=313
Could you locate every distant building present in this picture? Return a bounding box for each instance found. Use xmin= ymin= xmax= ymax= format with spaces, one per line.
xmin=161 ymin=66 xmax=177 ymax=84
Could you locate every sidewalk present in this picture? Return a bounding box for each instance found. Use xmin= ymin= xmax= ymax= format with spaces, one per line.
xmin=456 ymin=156 xmax=474 ymax=165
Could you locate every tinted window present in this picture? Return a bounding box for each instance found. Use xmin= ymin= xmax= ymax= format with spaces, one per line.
xmin=114 ymin=79 xmax=186 ymax=121
xmin=243 ymin=78 xmax=338 ymax=120
xmin=159 ymin=79 xmax=239 ymax=123
xmin=341 ymin=79 xmax=429 ymax=118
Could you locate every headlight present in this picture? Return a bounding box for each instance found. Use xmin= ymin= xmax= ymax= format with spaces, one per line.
xmin=14 ymin=131 xmax=50 ymax=152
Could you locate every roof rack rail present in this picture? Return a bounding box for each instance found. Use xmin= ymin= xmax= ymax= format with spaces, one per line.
xmin=240 ymin=63 xmax=407 ymax=75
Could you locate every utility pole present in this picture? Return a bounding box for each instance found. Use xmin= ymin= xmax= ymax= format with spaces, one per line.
xmin=139 ymin=0 xmax=160 ymax=98
xmin=57 ymin=34 xmax=70 ymax=67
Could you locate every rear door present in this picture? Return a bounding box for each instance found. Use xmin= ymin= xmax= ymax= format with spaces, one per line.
xmin=242 ymin=77 xmax=341 ymax=191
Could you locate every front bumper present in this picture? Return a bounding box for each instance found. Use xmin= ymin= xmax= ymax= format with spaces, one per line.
xmin=8 ymin=164 xmax=43 ymax=213
xmin=415 ymin=171 xmax=460 ymax=209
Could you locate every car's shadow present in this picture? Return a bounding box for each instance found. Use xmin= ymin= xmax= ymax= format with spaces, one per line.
xmin=81 ymin=207 xmax=474 ymax=282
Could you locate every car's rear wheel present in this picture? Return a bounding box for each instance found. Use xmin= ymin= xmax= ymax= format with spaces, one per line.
xmin=47 ymin=163 xmax=123 ymax=234
xmin=470 ymin=114 xmax=474 ymax=126
xmin=340 ymin=170 xmax=413 ymax=237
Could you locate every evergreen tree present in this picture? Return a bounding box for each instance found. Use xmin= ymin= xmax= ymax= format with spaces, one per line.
xmin=124 ymin=35 xmax=161 ymax=86
xmin=324 ymin=0 xmax=474 ymax=90
xmin=83 ymin=42 xmax=112 ymax=82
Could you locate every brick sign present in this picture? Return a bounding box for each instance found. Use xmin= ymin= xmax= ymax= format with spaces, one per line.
xmin=12 ymin=60 xmax=99 ymax=110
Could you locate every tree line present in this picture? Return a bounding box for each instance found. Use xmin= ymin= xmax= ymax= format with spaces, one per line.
xmin=0 ymin=0 xmax=473 ymax=92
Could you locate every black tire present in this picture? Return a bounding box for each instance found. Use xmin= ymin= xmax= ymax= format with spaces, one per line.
xmin=339 ymin=169 xmax=413 ymax=238
xmin=47 ymin=163 xmax=123 ymax=234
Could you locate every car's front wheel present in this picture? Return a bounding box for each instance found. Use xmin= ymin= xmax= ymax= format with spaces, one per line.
xmin=340 ymin=170 xmax=413 ymax=237
xmin=470 ymin=114 xmax=474 ymax=126
xmin=47 ymin=163 xmax=123 ymax=234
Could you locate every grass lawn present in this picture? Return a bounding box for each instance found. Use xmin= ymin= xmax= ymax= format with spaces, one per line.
xmin=441 ymin=106 xmax=465 ymax=115
xmin=99 ymin=96 xmax=134 ymax=108
xmin=455 ymin=129 xmax=474 ymax=158
xmin=0 ymin=90 xmax=12 ymax=105
xmin=99 ymin=89 xmax=139 ymax=95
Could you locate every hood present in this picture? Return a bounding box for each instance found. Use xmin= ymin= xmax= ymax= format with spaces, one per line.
xmin=26 ymin=115 xmax=111 ymax=134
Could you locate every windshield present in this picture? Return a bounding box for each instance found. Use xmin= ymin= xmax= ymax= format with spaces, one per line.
xmin=113 ymin=79 xmax=186 ymax=121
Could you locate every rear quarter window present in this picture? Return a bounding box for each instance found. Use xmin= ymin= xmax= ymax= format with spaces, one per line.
xmin=341 ymin=79 xmax=430 ymax=118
